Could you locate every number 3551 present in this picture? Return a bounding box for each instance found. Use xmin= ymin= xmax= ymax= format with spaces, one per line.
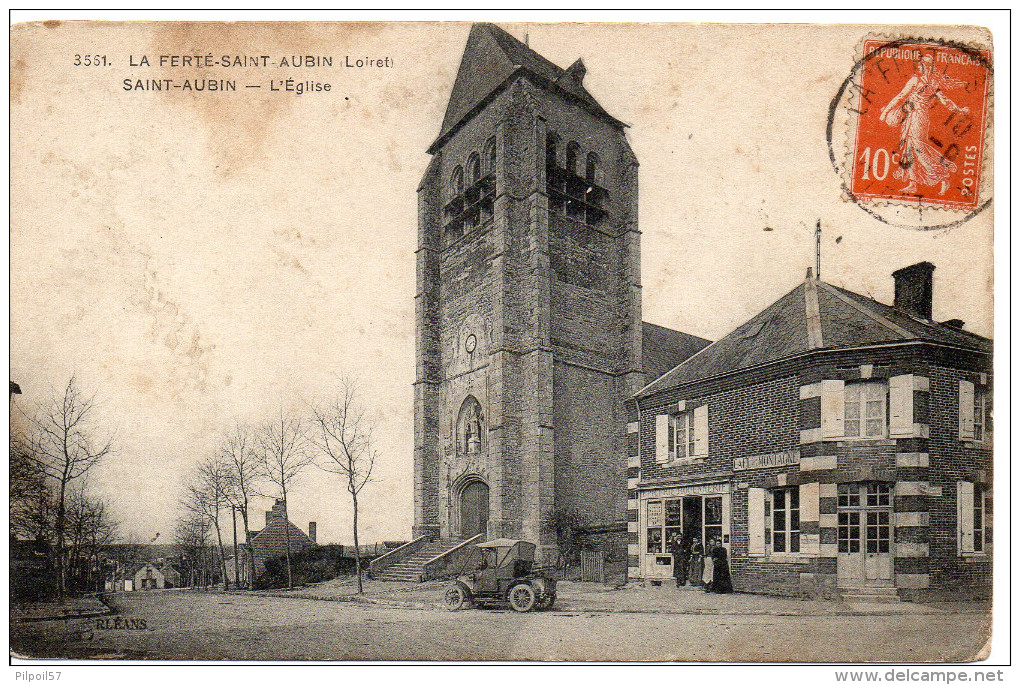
xmin=73 ymin=54 xmax=109 ymax=66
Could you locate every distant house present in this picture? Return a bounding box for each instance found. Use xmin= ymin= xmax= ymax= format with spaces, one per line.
xmin=107 ymin=559 xmax=182 ymax=591
xmin=240 ymin=499 xmax=317 ymax=580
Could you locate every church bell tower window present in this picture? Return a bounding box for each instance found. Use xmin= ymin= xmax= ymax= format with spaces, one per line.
xmin=545 ymin=133 xmax=607 ymax=226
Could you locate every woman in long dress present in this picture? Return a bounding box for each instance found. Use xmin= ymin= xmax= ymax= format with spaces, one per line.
xmin=701 ymin=539 xmax=715 ymax=592
xmin=879 ymin=53 xmax=969 ymax=195
xmin=689 ymin=537 xmax=704 ymax=587
xmin=709 ymin=544 xmax=733 ymax=593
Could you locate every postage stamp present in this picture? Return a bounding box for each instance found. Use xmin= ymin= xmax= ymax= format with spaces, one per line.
xmin=828 ymin=35 xmax=993 ymax=230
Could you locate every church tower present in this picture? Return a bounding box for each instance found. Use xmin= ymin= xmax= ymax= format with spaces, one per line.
xmin=414 ymin=24 xmax=644 ymax=562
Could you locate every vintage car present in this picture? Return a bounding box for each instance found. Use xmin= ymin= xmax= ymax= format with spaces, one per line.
xmin=444 ymin=538 xmax=556 ymax=612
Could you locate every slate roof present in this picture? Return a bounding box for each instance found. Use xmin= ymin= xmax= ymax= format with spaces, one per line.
xmin=642 ymin=322 xmax=712 ymax=383
xmin=249 ymin=517 xmax=315 ymax=556
xmin=638 ymin=276 xmax=991 ymax=399
xmin=430 ymin=23 xmax=623 ymax=153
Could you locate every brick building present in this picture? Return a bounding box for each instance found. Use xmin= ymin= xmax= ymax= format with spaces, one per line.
xmin=627 ymin=264 xmax=992 ymax=599
xmin=414 ymin=24 xmax=707 ymax=562
xmin=242 ymin=499 xmax=317 ymax=580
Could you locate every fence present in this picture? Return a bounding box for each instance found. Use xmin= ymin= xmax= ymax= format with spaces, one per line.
xmin=579 ymin=550 xmax=605 ymax=583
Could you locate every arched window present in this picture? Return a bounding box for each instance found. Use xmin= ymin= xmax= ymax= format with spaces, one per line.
xmin=546 ymin=132 xmax=560 ymax=169
xmin=585 ymin=152 xmax=601 ymax=186
xmin=467 ymin=153 xmax=481 ymax=186
xmin=451 ymin=166 xmax=464 ymax=196
xmin=483 ymin=137 xmax=496 ymax=175
xmin=566 ymin=141 xmax=581 ymax=176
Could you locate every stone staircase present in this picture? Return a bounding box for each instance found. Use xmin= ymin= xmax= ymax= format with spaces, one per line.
xmin=374 ymin=538 xmax=470 ymax=582
xmin=840 ymin=586 xmax=901 ymax=603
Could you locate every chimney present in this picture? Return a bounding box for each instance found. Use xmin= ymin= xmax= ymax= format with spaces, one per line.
xmin=892 ymin=262 xmax=935 ymax=319
xmin=265 ymin=510 xmax=273 ymax=526
xmin=308 ymin=522 xmax=317 ymax=543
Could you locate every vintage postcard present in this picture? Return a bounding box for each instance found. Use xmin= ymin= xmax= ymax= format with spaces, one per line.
xmin=9 ymin=18 xmax=1000 ymax=666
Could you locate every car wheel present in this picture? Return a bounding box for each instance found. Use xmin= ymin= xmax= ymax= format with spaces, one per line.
xmin=445 ymin=585 xmax=469 ymax=611
xmin=507 ymin=583 xmax=537 ymax=612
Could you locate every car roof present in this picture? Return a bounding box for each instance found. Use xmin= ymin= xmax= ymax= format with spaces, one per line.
xmin=476 ymin=538 xmax=533 ymax=549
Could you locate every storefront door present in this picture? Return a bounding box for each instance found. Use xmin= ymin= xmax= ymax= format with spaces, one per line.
xmin=642 ymin=490 xmax=730 ymax=579
xmin=836 ymin=482 xmax=894 ymax=587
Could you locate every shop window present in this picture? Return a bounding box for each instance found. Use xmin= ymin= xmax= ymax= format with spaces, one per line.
xmin=664 ymin=499 xmax=683 ymax=549
xmin=646 ymin=500 xmax=663 ymax=553
xmin=767 ymin=487 xmax=800 ymax=554
xmin=844 ymin=381 xmax=887 ymax=438
xmin=703 ymin=496 xmax=723 ymax=548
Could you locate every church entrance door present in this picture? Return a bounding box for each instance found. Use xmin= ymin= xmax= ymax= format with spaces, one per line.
xmin=460 ymin=480 xmax=489 ymax=539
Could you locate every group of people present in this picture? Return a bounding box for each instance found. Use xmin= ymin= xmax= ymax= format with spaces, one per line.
xmin=668 ymin=533 xmax=732 ymax=593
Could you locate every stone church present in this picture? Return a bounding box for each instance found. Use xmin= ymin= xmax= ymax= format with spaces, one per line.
xmin=413 ymin=23 xmax=708 ymax=563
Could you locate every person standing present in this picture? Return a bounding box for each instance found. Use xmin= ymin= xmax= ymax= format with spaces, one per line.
xmin=689 ymin=537 xmax=704 ymax=587
xmin=709 ymin=543 xmax=733 ymax=594
xmin=701 ymin=537 xmax=715 ymax=592
xmin=668 ymin=534 xmax=687 ymax=587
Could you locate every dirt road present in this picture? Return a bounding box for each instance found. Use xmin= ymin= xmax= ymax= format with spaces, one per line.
xmin=11 ymin=590 xmax=990 ymax=662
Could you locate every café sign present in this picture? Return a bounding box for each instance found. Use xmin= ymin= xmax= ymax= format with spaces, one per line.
xmin=733 ymin=450 xmax=800 ymax=471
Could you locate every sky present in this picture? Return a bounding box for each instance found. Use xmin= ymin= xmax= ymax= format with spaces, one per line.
xmin=9 ymin=21 xmax=994 ymax=545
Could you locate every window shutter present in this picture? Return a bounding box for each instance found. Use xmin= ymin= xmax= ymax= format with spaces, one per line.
xmin=820 ymin=380 xmax=845 ymax=439
xmin=655 ymin=414 xmax=669 ymax=464
xmin=959 ymin=380 xmax=975 ymax=440
xmin=799 ymin=482 xmax=820 ymax=555
xmin=889 ymin=374 xmax=914 ymax=438
xmin=693 ymin=404 xmax=709 ymax=457
xmin=957 ymin=481 xmax=975 ymax=554
xmin=747 ymin=488 xmax=766 ymax=556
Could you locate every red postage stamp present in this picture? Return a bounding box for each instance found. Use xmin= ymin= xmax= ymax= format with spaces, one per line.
xmin=849 ymin=40 xmax=991 ymax=211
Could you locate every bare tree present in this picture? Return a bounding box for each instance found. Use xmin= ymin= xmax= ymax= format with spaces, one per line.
xmin=256 ymin=411 xmax=313 ymax=590
xmin=23 ymin=376 xmax=114 ymax=597
xmin=220 ymin=423 xmax=261 ymax=589
xmin=9 ymin=426 xmax=53 ymax=542
xmin=309 ymin=377 xmax=377 ymax=594
xmin=173 ymin=514 xmax=211 ymax=588
xmin=64 ymin=485 xmax=118 ymax=593
xmin=182 ymin=455 xmax=232 ymax=590
xmin=192 ymin=454 xmax=231 ymax=587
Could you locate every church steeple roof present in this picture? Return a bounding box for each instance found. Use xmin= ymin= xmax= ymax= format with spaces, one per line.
xmin=429 ymin=23 xmax=623 ymax=154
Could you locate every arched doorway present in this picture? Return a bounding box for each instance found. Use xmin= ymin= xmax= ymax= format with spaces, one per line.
xmin=459 ymin=480 xmax=489 ymax=539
